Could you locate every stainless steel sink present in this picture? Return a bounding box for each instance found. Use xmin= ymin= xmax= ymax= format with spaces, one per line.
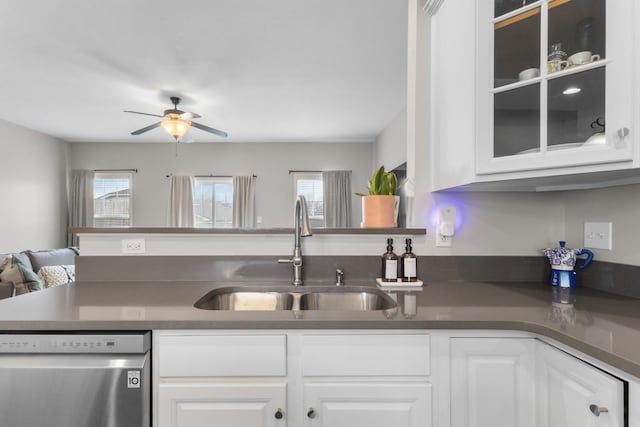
xmin=299 ymin=287 xmax=397 ymax=311
xmin=194 ymin=286 xmax=295 ymax=311
xmin=194 ymin=285 xmax=397 ymax=312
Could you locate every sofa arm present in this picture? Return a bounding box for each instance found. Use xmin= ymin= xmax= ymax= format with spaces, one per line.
xmin=0 ymin=281 xmax=15 ymax=300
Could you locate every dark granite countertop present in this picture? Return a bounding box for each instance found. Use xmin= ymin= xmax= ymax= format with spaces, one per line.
xmin=0 ymin=281 xmax=639 ymax=378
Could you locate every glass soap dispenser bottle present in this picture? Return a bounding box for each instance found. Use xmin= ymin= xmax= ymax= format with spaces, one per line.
xmin=381 ymin=238 xmax=398 ymax=282
xmin=401 ymin=238 xmax=417 ymax=282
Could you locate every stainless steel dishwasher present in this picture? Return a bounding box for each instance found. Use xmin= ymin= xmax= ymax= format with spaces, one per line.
xmin=0 ymin=332 xmax=150 ymax=427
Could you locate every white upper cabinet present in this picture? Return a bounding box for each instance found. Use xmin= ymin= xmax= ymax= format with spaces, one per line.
xmin=476 ymin=0 xmax=635 ymax=176
xmin=430 ymin=0 xmax=639 ymax=190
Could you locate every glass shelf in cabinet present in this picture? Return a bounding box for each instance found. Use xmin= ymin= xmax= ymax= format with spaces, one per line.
xmin=493 ymin=0 xmax=542 ymax=21
xmin=546 ymin=59 xmax=608 ymax=81
xmin=491 ymin=77 xmax=542 ymax=94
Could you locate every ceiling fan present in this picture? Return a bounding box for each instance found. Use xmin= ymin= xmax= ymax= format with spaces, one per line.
xmin=124 ymin=96 xmax=228 ymax=141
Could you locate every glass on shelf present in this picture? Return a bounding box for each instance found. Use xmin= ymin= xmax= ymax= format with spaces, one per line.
xmin=548 ymin=0 xmax=605 ymax=71
xmin=494 ymin=84 xmax=541 ymax=157
xmin=547 ymin=42 xmax=568 ymax=74
xmin=494 ymin=7 xmax=540 ymax=88
xmin=547 ymin=67 xmax=605 ymax=148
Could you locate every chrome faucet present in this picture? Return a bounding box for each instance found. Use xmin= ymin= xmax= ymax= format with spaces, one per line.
xmin=278 ymin=195 xmax=313 ymax=286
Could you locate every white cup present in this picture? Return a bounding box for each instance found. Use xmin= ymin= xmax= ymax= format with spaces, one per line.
xmin=518 ymin=68 xmax=540 ymax=81
xmin=568 ymin=51 xmax=600 ymax=66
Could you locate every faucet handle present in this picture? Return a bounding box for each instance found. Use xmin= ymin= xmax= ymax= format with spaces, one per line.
xmin=336 ymin=269 xmax=344 ymax=286
xmin=278 ymin=258 xmax=293 ymax=264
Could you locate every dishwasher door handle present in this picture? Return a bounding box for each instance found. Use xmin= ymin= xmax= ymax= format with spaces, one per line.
xmin=0 ymin=353 xmax=149 ymax=369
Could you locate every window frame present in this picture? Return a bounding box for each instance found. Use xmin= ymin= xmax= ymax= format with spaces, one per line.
xmin=93 ymin=171 xmax=133 ymax=227
xmin=292 ymin=172 xmax=324 ymax=226
xmin=193 ymin=176 xmax=234 ymax=228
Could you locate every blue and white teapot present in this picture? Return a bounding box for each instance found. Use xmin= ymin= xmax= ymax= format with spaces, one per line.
xmin=542 ymin=241 xmax=594 ymax=288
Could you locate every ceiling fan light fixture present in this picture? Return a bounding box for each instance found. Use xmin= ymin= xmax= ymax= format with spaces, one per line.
xmin=161 ymin=115 xmax=191 ymax=139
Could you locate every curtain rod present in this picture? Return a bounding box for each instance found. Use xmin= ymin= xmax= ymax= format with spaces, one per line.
xmin=165 ymin=173 xmax=257 ymax=178
xmin=288 ymin=169 xmax=351 ymax=174
xmin=94 ymin=168 xmax=138 ymax=173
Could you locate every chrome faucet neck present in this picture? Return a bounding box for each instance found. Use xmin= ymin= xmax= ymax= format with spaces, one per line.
xmin=278 ymin=195 xmax=313 ymax=286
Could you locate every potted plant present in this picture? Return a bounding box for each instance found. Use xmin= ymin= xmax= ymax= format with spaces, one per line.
xmin=356 ymin=166 xmax=399 ymax=228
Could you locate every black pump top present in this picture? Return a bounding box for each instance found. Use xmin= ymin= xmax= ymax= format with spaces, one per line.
xmin=386 ymin=238 xmax=394 ymax=251
xmin=405 ymin=238 xmax=412 ymax=251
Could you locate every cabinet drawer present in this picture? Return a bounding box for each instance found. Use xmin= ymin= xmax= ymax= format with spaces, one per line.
xmin=302 ymin=334 xmax=430 ymax=376
xmin=158 ymin=334 xmax=286 ymax=377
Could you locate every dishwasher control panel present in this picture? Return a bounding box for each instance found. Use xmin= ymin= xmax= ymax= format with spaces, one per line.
xmin=0 ymin=333 xmax=150 ymax=354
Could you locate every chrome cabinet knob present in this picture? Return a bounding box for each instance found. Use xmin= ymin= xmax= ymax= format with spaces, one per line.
xmin=336 ymin=268 xmax=344 ymax=286
xmin=617 ymin=127 xmax=630 ymax=138
xmin=589 ymin=404 xmax=609 ymax=416
xmin=274 ymin=408 xmax=284 ymax=419
xmin=307 ymin=408 xmax=316 ymax=419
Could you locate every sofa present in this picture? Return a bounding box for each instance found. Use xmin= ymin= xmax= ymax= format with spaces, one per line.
xmin=0 ymin=248 xmax=78 ymax=299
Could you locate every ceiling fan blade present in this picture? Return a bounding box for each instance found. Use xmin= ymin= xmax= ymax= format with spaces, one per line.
xmin=124 ymin=110 xmax=164 ymax=118
xmin=131 ymin=122 xmax=162 ymax=135
xmin=180 ymin=112 xmax=201 ymax=120
xmin=191 ymin=121 xmax=228 ymax=138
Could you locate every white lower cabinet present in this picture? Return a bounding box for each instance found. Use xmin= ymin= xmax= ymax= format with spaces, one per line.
xmin=300 ymin=333 xmax=432 ymax=427
xmin=154 ymin=331 xmax=432 ymax=427
xmin=154 ymin=331 xmax=633 ymax=427
xmin=536 ymin=340 xmax=624 ymax=427
xmin=303 ymin=382 xmax=431 ymax=427
xmin=158 ymin=382 xmax=287 ymax=427
xmin=449 ymin=337 xmax=626 ymax=427
xmin=450 ymin=338 xmax=535 ymax=427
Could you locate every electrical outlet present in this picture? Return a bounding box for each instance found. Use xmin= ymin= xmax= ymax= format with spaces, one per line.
xmin=436 ymin=206 xmax=456 ymax=248
xmin=122 ymin=238 xmax=146 ymax=254
xmin=584 ymin=222 xmax=612 ymax=250
xmin=435 ymin=232 xmax=452 ymax=247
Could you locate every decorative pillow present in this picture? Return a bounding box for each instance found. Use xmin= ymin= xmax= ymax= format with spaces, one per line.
xmin=0 ymin=255 xmax=10 ymax=272
xmin=27 ymin=248 xmax=78 ymax=273
xmin=0 ymin=256 xmax=43 ymax=295
xmin=37 ymin=265 xmax=74 ymax=288
xmin=63 ymin=265 xmax=75 ymax=282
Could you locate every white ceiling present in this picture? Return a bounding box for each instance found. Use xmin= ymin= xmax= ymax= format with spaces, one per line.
xmin=0 ymin=0 xmax=408 ymax=143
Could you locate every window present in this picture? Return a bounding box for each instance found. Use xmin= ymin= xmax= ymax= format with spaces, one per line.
xmin=193 ymin=177 xmax=233 ymax=228
xmin=93 ymin=172 xmax=132 ymax=227
xmin=292 ymin=172 xmax=324 ymax=227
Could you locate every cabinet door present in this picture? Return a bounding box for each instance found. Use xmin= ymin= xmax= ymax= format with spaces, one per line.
xmin=476 ymin=0 xmax=635 ymax=176
xmin=157 ymin=382 xmax=287 ymax=427
xmin=451 ymin=338 xmax=535 ymax=427
xmin=536 ymin=341 xmax=624 ymax=427
xmin=303 ymin=382 xmax=431 ymax=427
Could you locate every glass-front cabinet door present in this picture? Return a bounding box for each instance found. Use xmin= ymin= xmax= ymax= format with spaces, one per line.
xmin=476 ymin=0 xmax=634 ymax=175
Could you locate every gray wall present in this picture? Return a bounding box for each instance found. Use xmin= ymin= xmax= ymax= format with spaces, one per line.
xmin=0 ymin=119 xmax=68 ymax=252
xmin=565 ymin=184 xmax=640 ymax=266
xmin=374 ymin=108 xmax=407 ymax=171
xmin=68 ymin=142 xmax=373 ymax=228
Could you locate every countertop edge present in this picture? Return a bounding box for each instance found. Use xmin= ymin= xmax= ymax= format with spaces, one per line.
xmin=2 ymin=317 xmax=637 ymax=379
xmin=69 ymin=227 xmax=427 ymax=235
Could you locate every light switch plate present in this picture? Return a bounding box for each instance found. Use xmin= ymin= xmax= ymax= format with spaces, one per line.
xmin=584 ymin=222 xmax=612 ymax=250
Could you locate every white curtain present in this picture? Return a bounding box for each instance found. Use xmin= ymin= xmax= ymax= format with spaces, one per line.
xmin=322 ymin=170 xmax=352 ymax=228
xmin=67 ymin=170 xmax=94 ymax=247
xmin=168 ymin=176 xmax=194 ymax=227
xmin=232 ymin=175 xmax=256 ymax=228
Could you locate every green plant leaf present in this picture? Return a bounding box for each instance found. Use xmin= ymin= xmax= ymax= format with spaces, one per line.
xmin=387 ymin=172 xmax=398 ymax=195
xmin=370 ymin=166 xmax=385 ymax=195
xmin=359 ymin=165 xmax=398 ymax=195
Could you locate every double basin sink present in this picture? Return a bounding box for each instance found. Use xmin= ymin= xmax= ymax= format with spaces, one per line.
xmin=194 ymin=285 xmax=397 ymax=312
